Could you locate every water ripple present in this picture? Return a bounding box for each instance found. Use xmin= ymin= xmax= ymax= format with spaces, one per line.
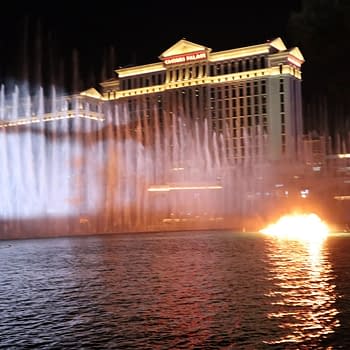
xmin=0 ymin=231 xmax=349 ymax=349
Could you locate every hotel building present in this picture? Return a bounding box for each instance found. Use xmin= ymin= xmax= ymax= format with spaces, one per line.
xmin=90 ymin=37 xmax=305 ymax=162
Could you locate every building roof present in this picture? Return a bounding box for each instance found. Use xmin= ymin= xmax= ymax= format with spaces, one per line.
xmin=159 ymin=38 xmax=212 ymax=59
xmin=114 ymin=37 xmax=303 ymax=78
xmin=80 ymin=87 xmax=103 ymax=99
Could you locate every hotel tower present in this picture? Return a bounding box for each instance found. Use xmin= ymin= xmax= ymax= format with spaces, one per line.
xmin=85 ymin=37 xmax=305 ymax=162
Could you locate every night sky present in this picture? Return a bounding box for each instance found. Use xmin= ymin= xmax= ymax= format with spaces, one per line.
xmin=0 ymin=0 xmax=301 ymax=89
xmin=0 ymin=1 xmax=350 ymax=138
xmin=1 ymin=0 xmax=349 ymax=109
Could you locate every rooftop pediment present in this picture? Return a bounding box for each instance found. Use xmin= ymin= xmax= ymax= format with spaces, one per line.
xmin=289 ymin=47 xmax=305 ymax=63
xmin=268 ymin=37 xmax=287 ymax=52
xmin=159 ymin=38 xmax=211 ymax=59
xmin=80 ymin=88 xmax=102 ymax=99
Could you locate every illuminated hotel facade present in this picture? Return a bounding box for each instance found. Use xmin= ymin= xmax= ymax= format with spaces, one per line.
xmin=90 ymin=37 xmax=305 ymax=161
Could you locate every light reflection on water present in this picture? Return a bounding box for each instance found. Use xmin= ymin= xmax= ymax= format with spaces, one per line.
xmin=264 ymin=235 xmax=340 ymax=346
xmin=0 ymin=231 xmax=349 ymax=349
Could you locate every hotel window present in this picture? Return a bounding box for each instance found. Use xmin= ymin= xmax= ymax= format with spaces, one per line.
xmin=260 ymin=56 xmax=266 ymax=68
xmin=279 ymin=78 xmax=284 ymax=92
xmin=231 ymin=61 xmax=236 ymax=73
xmin=223 ymin=63 xmax=229 ymax=75
xmin=210 ymin=64 xmax=215 ymax=76
xmin=224 ymin=87 xmax=229 ymax=98
xmin=254 ymin=82 xmax=258 ymax=95
xmin=195 ymin=65 xmax=199 ymax=78
xmin=183 ymin=68 xmax=187 ymax=79
xmin=282 ymin=134 xmax=286 ymax=146
xmin=218 ymin=119 xmax=223 ymax=131
xmin=146 ymin=97 xmax=150 ymax=110
xmin=246 ymin=85 xmax=251 ymax=96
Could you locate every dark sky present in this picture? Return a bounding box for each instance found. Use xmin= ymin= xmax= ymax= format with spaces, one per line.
xmin=0 ymin=0 xmax=301 ymax=87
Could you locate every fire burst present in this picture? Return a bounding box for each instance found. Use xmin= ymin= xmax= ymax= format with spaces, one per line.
xmin=260 ymin=213 xmax=329 ymax=241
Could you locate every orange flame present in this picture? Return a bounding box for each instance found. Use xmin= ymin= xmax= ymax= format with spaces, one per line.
xmin=260 ymin=213 xmax=329 ymax=241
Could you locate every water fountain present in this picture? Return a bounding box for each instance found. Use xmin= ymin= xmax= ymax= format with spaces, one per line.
xmin=0 ymin=82 xmax=279 ymax=239
xmin=3 ymin=73 xmax=350 ymax=240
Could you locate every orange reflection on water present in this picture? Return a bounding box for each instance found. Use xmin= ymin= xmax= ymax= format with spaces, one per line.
xmin=263 ymin=232 xmax=340 ymax=346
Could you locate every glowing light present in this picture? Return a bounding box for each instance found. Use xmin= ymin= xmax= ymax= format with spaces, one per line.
xmin=148 ymin=184 xmax=223 ymax=192
xmin=260 ymin=213 xmax=329 ymax=241
xmin=334 ymin=195 xmax=350 ymax=201
xmin=0 ymin=111 xmax=104 ymax=128
xmin=337 ymin=153 xmax=350 ymax=159
xmin=172 ymin=167 xmax=185 ymax=171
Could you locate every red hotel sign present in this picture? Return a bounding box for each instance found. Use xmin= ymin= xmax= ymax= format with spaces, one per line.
xmin=163 ymin=51 xmax=207 ymax=65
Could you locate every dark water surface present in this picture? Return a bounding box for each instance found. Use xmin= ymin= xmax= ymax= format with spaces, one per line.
xmin=1 ymin=230 xmax=350 ymax=349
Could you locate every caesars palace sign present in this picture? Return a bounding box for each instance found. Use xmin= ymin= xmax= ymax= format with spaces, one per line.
xmin=163 ymin=51 xmax=207 ymax=65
